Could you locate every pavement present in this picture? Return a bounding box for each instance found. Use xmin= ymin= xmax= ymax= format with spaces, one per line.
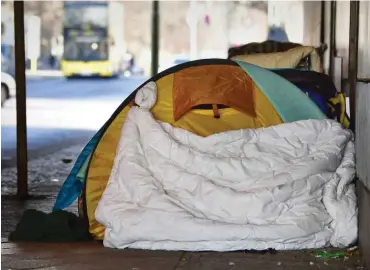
xmin=1 ymin=144 xmax=84 ymax=197
xmin=1 ymin=145 xmax=365 ymax=269
xmin=1 ymin=75 xmax=146 ymax=168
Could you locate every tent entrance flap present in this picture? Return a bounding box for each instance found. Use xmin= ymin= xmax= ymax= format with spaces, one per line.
xmin=172 ymin=65 xmax=256 ymax=121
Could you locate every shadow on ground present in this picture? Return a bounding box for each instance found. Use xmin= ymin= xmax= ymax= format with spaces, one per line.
xmin=1 ymin=126 xmax=95 ymax=169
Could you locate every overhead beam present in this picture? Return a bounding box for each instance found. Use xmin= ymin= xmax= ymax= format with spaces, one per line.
xmin=151 ymin=0 xmax=160 ymax=77
xmin=348 ymin=0 xmax=360 ymax=130
xmin=13 ymin=1 xmax=29 ymax=199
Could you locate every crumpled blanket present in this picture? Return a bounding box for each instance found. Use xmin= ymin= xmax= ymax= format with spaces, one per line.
xmin=95 ymin=81 xmax=357 ymax=251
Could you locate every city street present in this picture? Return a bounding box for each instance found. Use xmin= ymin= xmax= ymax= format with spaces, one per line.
xmin=1 ymin=75 xmax=146 ymax=168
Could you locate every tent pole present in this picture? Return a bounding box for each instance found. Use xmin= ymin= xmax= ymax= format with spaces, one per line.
xmin=14 ymin=1 xmax=29 ymax=199
xmin=151 ymin=0 xmax=159 ymax=77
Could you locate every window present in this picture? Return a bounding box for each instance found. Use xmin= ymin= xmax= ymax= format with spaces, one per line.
xmin=64 ymin=5 xmax=108 ymax=28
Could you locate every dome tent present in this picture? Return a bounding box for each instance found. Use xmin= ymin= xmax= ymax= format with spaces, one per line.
xmin=54 ymin=59 xmax=341 ymax=241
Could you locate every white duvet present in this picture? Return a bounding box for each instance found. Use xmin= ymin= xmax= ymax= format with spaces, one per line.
xmin=95 ymin=81 xmax=358 ymax=251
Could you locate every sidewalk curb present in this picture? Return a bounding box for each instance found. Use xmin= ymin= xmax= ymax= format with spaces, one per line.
xmin=25 ymin=70 xmax=63 ymax=80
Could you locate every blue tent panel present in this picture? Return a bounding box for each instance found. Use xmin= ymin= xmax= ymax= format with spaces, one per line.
xmin=53 ymin=129 xmax=103 ymax=211
xmin=236 ymin=60 xmax=327 ymax=122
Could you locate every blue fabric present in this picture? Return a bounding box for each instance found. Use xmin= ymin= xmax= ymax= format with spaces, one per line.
xmin=235 ymin=61 xmax=327 ymax=122
xmin=300 ymin=88 xmax=330 ymax=116
xmin=53 ymin=129 xmax=103 ymax=211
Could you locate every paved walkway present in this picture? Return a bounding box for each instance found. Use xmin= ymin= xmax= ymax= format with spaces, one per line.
xmin=1 ymin=146 xmax=365 ymax=270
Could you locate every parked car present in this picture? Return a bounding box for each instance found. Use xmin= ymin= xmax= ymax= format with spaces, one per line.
xmin=1 ymin=72 xmax=16 ymax=107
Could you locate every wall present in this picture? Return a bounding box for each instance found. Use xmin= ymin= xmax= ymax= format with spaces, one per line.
xmin=302 ymin=1 xmax=321 ymax=47
xmin=356 ymin=1 xmax=370 ymax=191
xmin=335 ymin=1 xmax=370 ymax=190
xmin=319 ymin=3 xmax=370 ymax=264
xmin=354 ymin=2 xmax=370 ymax=267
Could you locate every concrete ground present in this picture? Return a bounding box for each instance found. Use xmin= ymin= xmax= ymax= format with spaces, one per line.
xmin=1 ymin=145 xmax=365 ymax=270
xmin=0 ymin=72 xmax=362 ymax=269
